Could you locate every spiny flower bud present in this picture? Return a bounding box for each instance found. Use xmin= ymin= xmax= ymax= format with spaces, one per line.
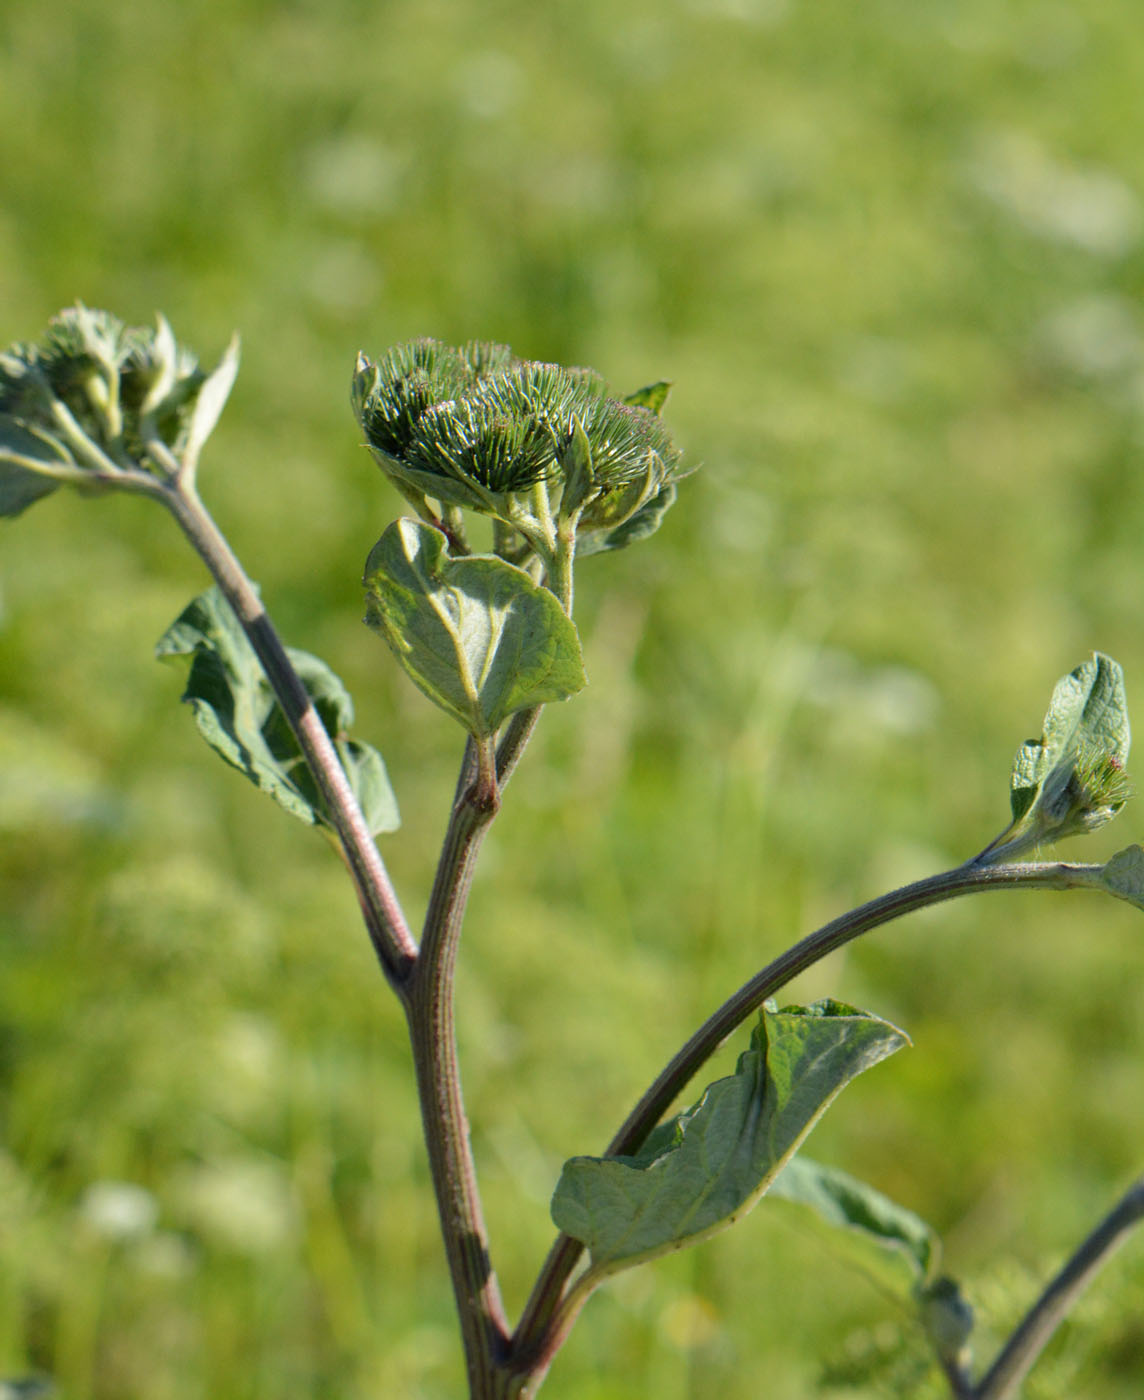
xmin=351 ymin=336 xmax=687 ymax=553
xmin=1037 ymin=745 xmax=1133 ymax=840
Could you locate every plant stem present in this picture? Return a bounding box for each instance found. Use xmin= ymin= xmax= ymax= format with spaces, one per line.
xmin=509 ymin=858 xmax=1107 ymax=1380
xmin=495 ymin=709 xmax=542 ymax=788
xmin=972 ymin=1175 xmax=1144 ymax=1400
xmin=938 ymin=1356 xmax=976 ymax=1400
xmin=492 ymin=531 xmax=574 ymax=792
xmin=610 ymin=861 xmax=1101 ymax=1156
xmin=407 ymin=748 xmax=511 ymax=1396
xmin=151 ymin=476 xmax=418 ymax=985
xmin=151 ymin=471 xmax=533 ymax=1392
xmin=550 ymin=524 xmax=576 ymax=618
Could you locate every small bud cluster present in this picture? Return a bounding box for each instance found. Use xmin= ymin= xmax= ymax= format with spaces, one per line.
xmin=352 ymin=337 xmax=685 ymax=563
xmin=978 ymin=742 xmax=1134 ymax=866
xmin=0 ymin=305 xmax=205 ymax=469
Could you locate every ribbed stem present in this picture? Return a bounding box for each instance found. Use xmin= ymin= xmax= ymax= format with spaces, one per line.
xmin=408 ymin=752 xmax=511 ymax=1394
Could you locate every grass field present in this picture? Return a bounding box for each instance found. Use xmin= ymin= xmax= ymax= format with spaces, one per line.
xmin=3 ymin=0 xmax=1144 ymax=1395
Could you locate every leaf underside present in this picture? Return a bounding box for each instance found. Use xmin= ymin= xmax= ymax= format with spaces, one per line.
xmin=156 ymin=588 xmax=399 ymax=836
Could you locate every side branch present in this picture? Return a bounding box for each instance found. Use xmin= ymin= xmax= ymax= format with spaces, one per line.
xmin=509 ymin=859 xmax=1107 ymax=1379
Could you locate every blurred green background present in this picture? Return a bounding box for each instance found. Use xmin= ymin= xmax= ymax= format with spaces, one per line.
xmin=3 ymin=0 xmax=1144 ymax=1396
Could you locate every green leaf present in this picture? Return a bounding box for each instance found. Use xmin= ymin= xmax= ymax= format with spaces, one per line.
xmin=551 ymin=1000 xmax=908 ymax=1278
xmin=623 ymin=381 xmax=672 ymax=415
xmin=371 ymin=452 xmax=496 ymax=512
xmin=0 ymin=415 xmax=72 ymax=516
xmin=1097 ymin=844 xmax=1144 ymax=910
xmin=768 ymin=1154 xmax=940 ymax=1300
xmin=577 ymin=482 xmax=678 ymax=557
xmin=156 ymin=588 xmax=399 ymax=836
xmin=363 ymin=518 xmax=586 ymax=736
xmin=1011 ymin=653 xmax=1129 ymax=823
xmin=978 ymin=653 xmax=1132 ymax=864
xmin=182 ymin=333 xmax=239 ymax=470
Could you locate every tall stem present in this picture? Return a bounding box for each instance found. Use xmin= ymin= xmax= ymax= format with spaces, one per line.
xmin=509 ymin=858 xmax=1109 ymax=1382
xmin=155 ymin=478 xmax=418 ymax=984
xmin=407 ymin=754 xmax=511 ymax=1395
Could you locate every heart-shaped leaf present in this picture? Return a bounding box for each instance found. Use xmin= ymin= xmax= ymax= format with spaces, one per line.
xmin=551 ymin=1000 xmax=908 ymax=1279
xmin=157 ymin=588 xmax=399 ymax=836
xmin=363 ymin=518 xmax=586 ymax=737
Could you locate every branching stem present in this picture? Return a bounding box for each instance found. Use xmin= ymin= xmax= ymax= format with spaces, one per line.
xmin=509 ymin=858 xmax=1110 ymax=1381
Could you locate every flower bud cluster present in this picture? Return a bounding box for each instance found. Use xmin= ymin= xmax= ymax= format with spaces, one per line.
xmin=352 ymin=337 xmax=684 ymax=558
xmin=0 ymin=306 xmax=205 ymax=468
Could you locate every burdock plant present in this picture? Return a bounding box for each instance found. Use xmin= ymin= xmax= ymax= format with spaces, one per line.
xmin=3 ymin=305 xmax=1144 ymax=1399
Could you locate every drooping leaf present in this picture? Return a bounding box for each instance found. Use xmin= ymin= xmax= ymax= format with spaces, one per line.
xmin=1010 ymin=653 xmax=1129 ymax=823
xmin=363 ymin=518 xmax=586 ymax=737
xmin=768 ymin=1154 xmax=940 ymax=1301
xmin=551 ymin=1000 xmax=908 ymax=1278
xmin=0 ymin=415 xmax=73 ymax=517
xmin=1097 ymin=844 xmax=1144 ymax=910
xmin=156 ymin=588 xmax=399 ymax=836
